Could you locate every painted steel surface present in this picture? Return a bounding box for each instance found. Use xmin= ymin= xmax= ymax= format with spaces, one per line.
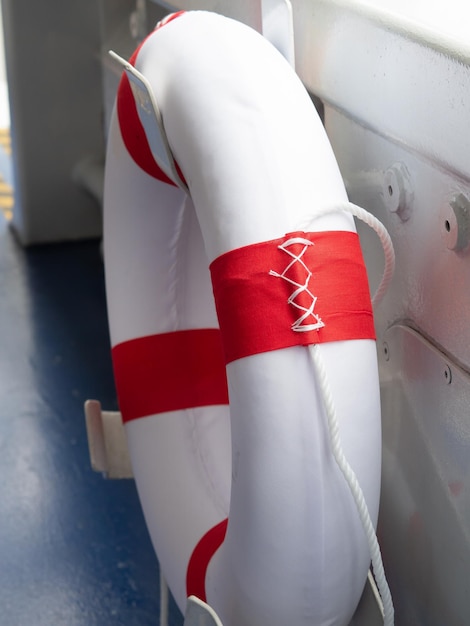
xmin=319 ymin=19 xmax=470 ymax=623
xmin=379 ymin=326 xmax=470 ymax=625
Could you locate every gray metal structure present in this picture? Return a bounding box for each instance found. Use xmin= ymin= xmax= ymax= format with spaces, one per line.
xmin=1 ymin=0 xmax=104 ymax=244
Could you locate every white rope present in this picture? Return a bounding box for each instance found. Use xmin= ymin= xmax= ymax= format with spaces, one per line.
xmin=299 ymin=201 xmax=395 ymax=309
xmin=159 ymin=571 xmax=169 ymax=626
xmin=310 ymin=344 xmax=394 ymax=626
xmin=302 ymin=202 xmax=395 ymax=626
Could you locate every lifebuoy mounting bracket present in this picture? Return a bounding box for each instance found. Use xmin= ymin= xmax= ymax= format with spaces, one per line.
xmin=184 ymin=596 xmax=224 ymax=626
xmin=261 ymin=0 xmax=295 ymax=68
xmin=84 ymin=399 xmax=133 ymax=479
xmin=108 ymin=49 xmax=189 ymax=192
xmin=108 ymin=1 xmax=294 ymax=195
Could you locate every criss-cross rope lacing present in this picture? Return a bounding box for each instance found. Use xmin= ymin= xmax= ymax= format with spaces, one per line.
xmin=269 ymin=236 xmax=325 ymax=332
xmin=301 ymin=201 xmax=395 ymax=626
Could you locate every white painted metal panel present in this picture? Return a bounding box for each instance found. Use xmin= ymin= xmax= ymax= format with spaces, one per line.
xmin=293 ymin=0 xmax=470 ymax=182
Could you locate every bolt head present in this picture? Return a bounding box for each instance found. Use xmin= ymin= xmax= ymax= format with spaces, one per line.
xmin=441 ymin=193 xmax=470 ymax=252
xmin=383 ymin=163 xmax=413 ymax=221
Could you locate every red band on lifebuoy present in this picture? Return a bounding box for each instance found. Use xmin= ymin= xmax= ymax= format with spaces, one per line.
xmin=117 ymin=12 xmax=187 ymax=185
xmin=210 ymin=230 xmax=375 ymax=364
xmin=112 ymin=329 xmax=228 ymax=422
xmin=186 ymin=518 xmax=228 ymax=602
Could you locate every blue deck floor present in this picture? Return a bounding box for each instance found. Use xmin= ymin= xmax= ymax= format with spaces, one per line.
xmin=0 ymin=216 xmax=182 ymax=625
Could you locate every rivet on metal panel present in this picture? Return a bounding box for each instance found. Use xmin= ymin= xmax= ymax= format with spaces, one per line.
xmin=444 ymin=364 xmax=452 ymax=384
xmin=383 ymin=163 xmax=413 ymax=221
xmin=441 ymin=193 xmax=470 ymax=252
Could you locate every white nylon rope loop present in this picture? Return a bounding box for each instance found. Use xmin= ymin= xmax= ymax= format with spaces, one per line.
xmin=299 ymin=201 xmax=395 ymax=309
xmin=302 ymin=202 xmax=395 ymax=626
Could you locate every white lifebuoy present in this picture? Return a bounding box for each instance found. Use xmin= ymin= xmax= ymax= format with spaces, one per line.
xmin=104 ymin=11 xmax=383 ymax=626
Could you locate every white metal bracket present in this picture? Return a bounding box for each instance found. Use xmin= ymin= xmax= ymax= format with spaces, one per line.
xmin=84 ymin=399 xmax=134 ymax=479
xmin=109 ymin=50 xmax=188 ymax=193
xmin=261 ymin=0 xmax=295 ymax=68
xmin=108 ymin=4 xmax=294 ymax=199
xmin=184 ymin=596 xmax=224 ymax=626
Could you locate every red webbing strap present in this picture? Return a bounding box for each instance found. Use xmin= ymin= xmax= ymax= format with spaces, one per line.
xmin=186 ymin=518 xmax=228 ymax=602
xmin=210 ymin=230 xmax=375 ymax=364
xmin=112 ymin=329 xmax=229 ymax=422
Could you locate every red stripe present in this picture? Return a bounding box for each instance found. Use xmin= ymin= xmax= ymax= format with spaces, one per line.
xmin=210 ymin=231 xmax=375 ymax=364
xmin=112 ymin=329 xmax=229 ymax=422
xmin=186 ymin=519 xmax=228 ymax=602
